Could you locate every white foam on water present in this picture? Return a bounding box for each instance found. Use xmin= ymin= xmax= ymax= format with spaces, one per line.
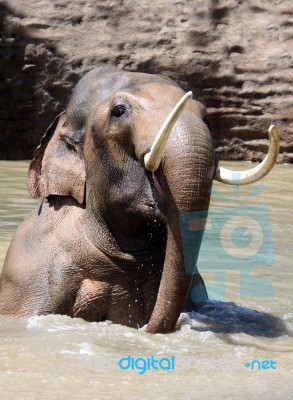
xmin=60 ymin=342 xmax=93 ymax=356
xmin=26 ymin=314 xmax=113 ymax=333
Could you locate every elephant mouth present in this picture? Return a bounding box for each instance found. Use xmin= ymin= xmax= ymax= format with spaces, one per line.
xmin=147 ymin=170 xmax=167 ymax=216
xmin=153 ymin=171 xmax=165 ymax=200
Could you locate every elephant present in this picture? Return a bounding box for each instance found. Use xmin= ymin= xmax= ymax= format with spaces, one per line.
xmin=0 ymin=65 xmax=279 ymax=333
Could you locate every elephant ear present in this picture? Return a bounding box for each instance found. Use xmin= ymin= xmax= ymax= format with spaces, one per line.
xmin=27 ymin=112 xmax=86 ymax=204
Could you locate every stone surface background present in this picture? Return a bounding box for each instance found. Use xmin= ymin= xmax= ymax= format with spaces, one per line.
xmin=0 ymin=0 xmax=292 ymax=161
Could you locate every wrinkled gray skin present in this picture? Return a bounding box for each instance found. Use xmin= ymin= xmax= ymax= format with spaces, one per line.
xmin=0 ymin=66 xmax=215 ymax=333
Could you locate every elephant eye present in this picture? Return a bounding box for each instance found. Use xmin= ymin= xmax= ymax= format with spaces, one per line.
xmin=111 ymin=104 xmax=127 ymax=119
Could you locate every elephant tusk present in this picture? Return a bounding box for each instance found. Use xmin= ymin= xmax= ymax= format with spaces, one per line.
xmin=214 ymin=125 xmax=280 ymax=185
xmin=144 ymin=91 xmax=193 ymax=172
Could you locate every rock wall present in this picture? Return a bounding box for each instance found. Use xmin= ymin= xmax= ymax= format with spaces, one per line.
xmin=0 ymin=0 xmax=292 ymax=161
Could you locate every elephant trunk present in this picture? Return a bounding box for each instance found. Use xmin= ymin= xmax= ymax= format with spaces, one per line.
xmin=143 ymin=91 xmax=279 ymax=333
xmin=146 ymin=116 xmax=215 ymax=333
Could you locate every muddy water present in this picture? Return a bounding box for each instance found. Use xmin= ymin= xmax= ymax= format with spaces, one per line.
xmin=0 ymin=160 xmax=292 ymax=400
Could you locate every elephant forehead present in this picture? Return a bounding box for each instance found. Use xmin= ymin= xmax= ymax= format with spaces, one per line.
xmin=64 ymin=69 xmax=206 ymax=130
xmin=134 ymin=82 xmax=205 ymax=118
xmin=67 ymin=69 xmax=133 ymax=118
xmin=133 ymin=82 xmax=184 ymax=103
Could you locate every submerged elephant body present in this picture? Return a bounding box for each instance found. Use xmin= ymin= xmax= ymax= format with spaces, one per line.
xmin=0 ymin=66 xmax=278 ymax=333
xmin=2 ymin=196 xmax=163 ymax=327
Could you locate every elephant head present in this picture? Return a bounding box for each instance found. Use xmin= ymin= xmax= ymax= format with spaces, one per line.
xmin=27 ymin=66 xmax=279 ymax=333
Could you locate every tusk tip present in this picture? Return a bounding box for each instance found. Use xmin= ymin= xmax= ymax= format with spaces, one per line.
xmin=144 ymin=152 xmax=156 ymax=171
xmin=186 ymin=91 xmax=193 ymax=99
xmin=268 ymin=125 xmax=280 ymax=146
xmin=268 ymin=124 xmax=278 ymax=137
